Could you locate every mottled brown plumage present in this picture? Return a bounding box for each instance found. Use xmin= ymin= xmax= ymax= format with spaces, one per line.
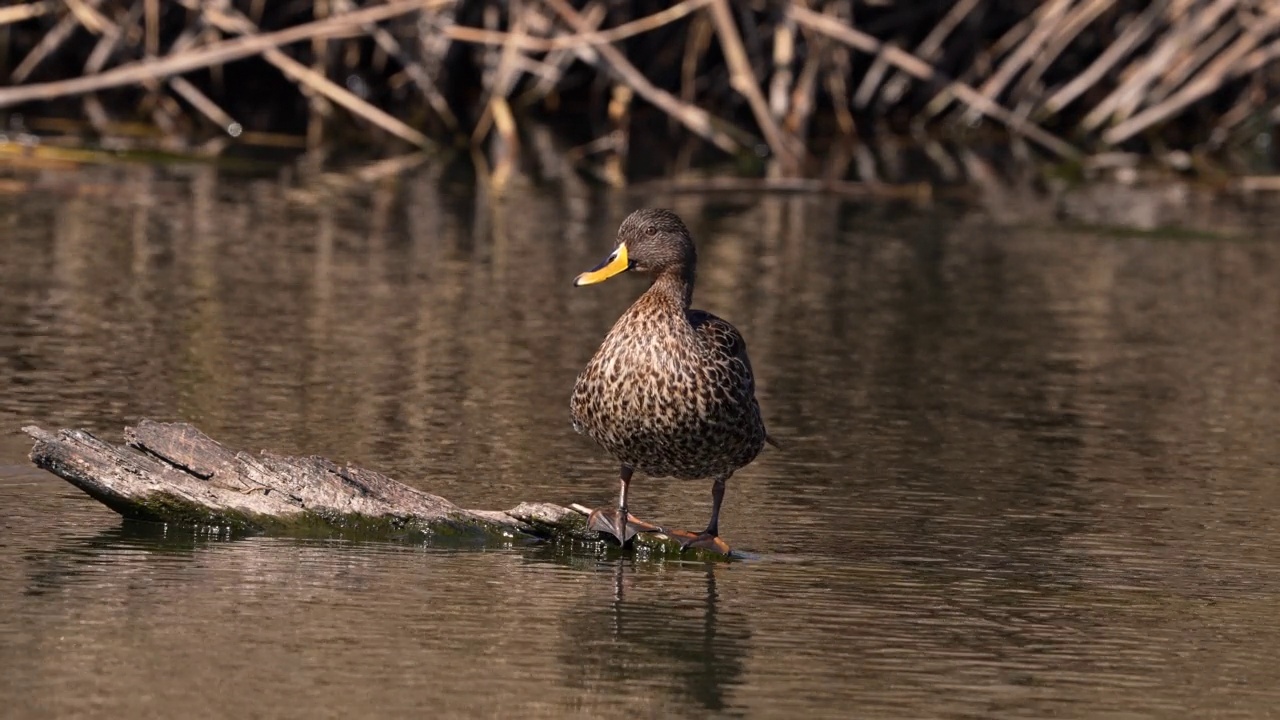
xmin=570 ymin=208 xmax=768 ymax=554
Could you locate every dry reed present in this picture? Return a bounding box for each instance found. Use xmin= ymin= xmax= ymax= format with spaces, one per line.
xmin=0 ymin=0 xmax=1277 ymax=184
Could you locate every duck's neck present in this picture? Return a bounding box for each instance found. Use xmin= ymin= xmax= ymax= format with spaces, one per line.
xmin=645 ymin=266 xmax=695 ymax=310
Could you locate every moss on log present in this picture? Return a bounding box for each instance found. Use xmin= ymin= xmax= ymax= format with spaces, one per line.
xmin=24 ymin=420 xmax=731 ymax=560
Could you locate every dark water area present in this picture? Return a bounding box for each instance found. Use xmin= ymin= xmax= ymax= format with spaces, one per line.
xmin=2 ymin=164 xmax=1280 ymax=718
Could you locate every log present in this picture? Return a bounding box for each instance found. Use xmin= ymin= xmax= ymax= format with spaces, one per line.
xmin=24 ymin=420 xmax=729 ymax=560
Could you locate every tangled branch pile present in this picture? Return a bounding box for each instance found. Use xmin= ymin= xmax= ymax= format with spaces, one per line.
xmin=1 ymin=0 xmax=1278 ymax=182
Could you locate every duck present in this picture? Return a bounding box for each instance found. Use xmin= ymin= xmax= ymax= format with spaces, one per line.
xmin=570 ymin=208 xmax=773 ymax=555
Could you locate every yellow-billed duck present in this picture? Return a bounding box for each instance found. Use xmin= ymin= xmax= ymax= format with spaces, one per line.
xmin=570 ymin=208 xmax=773 ymax=555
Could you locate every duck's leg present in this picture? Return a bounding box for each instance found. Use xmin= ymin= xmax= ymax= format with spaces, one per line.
xmin=678 ymin=475 xmax=733 ymax=556
xmin=588 ymin=466 xmax=661 ymax=546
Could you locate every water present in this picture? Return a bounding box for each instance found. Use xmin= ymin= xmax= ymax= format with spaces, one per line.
xmin=2 ymin=163 xmax=1280 ymax=719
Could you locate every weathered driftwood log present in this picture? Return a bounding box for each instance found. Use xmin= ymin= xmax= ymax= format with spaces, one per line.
xmin=24 ymin=420 xmax=728 ymax=559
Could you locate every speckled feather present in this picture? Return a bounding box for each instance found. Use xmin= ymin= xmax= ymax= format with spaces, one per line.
xmin=570 ymin=210 xmax=767 ymax=481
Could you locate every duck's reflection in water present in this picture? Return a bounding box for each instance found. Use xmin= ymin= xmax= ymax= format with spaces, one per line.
xmin=559 ymin=560 xmax=752 ymax=716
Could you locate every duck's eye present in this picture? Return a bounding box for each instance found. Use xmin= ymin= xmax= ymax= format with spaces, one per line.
xmin=644 ymin=225 xmax=657 ymax=237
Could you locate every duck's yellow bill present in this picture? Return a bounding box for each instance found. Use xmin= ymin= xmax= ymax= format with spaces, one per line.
xmin=574 ymin=243 xmax=630 ymax=286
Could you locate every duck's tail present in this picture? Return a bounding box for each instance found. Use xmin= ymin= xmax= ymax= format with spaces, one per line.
xmin=765 ymin=433 xmax=784 ymax=451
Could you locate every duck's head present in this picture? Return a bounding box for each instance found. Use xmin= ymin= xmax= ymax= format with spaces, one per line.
xmin=574 ymin=208 xmax=696 ymax=286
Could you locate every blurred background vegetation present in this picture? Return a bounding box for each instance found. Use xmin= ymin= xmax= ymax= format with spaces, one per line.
xmin=1 ymin=0 xmax=1278 ymax=190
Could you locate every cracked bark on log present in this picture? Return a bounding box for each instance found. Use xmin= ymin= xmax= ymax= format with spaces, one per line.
xmin=23 ymin=420 xmax=728 ymax=560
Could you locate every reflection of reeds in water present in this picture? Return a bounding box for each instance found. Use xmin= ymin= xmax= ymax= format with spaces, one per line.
xmin=2 ymin=1 xmax=1279 ymax=182
xmin=6 ymin=165 xmax=1280 ymax=717
xmin=2 ymin=162 xmax=1279 ymax=525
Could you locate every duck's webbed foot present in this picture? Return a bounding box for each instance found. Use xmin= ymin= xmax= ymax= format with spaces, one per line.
xmin=668 ymin=528 xmax=733 ymax=556
xmin=664 ymin=475 xmax=734 ymax=556
xmin=587 ymin=508 xmax=663 ymax=547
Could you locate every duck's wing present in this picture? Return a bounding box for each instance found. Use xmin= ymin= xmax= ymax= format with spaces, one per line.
xmin=688 ymin=310 xmax=783 ymax=450
xmin=687 ymin=309 xmax=757 ymax=396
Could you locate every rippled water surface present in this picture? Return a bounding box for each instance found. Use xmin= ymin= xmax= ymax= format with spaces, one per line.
xmin=2 ymin=165 xmax=1280 ymax=719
